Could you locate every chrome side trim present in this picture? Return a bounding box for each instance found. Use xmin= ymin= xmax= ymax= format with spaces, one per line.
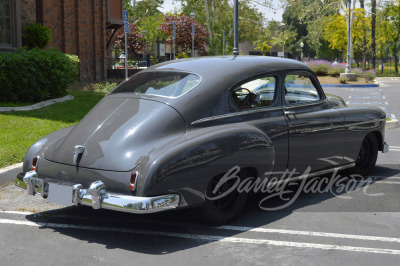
xmin=16 ymin=171 xmax=180 ymax=214
xmin=383 ymin=142 xmax=389 ymax=153
xmin=192 ymin=106 xmax=283 ymax=125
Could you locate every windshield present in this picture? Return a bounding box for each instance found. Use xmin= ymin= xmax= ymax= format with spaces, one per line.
xmin=111 ymin=72 xmax=201 ymax=98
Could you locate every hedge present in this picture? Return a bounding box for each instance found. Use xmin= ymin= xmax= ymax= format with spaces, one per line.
xmin=0 ymin=48 xmax=79 ymax=103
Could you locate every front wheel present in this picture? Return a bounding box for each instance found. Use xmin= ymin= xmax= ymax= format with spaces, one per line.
xmin=201 ymin=170 xmax=248 ymax=225
xmin=352 ymin=133 xmax=378 ymax=176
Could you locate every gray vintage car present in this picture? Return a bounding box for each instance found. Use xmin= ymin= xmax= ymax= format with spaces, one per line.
xmin=15 ymin=56 xmax=389 ymax=224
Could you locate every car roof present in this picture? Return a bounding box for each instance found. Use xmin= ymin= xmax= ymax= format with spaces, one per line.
xmin=122 ymin=56 xmax=314 ymax=124
xmin=146 ymin=55 xmax=312 ymax=79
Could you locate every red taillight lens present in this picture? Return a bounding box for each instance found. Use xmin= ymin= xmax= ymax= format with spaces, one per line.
xmin=130 ymin=172 xmax=137 ymax=191
xmin=32 ymin=156 xmax=39 ymax=170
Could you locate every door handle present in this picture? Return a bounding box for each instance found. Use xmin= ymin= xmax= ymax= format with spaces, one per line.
xmin=284 ymin=110 xmax=295 ymax=115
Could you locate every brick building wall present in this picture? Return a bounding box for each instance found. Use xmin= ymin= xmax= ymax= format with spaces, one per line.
xmin=19 ymin=0 xmax=122 ymax=81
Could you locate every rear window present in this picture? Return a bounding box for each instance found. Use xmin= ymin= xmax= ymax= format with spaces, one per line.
xmin=111 ymin=72 xmax=201 ymax=98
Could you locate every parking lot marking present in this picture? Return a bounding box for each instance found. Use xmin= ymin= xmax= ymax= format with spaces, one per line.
xmin=218 ymin=225 xmax=400 ymax=243
xmin=1 ymin=218 xmax=400 ymax=255
xmin=0 ymin=211 xmax=34 ymax=215
xmin=346 ymin=101 xmax=389 ymax=105
xmin=349 ymin=96 xmax=386 ymax=99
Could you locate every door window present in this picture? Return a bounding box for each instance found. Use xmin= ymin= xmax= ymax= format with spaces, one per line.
xmin=284 ymin=74 xmax=321 ymax=105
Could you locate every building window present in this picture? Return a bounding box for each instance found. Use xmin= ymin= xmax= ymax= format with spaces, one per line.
xmin=0 ymin=0 xmax=20 ymax=50
xmin=0 ymin=0 xmax=11 ymax=44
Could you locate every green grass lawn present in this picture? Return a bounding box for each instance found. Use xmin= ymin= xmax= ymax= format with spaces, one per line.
xmin=0 ymin=90 xmax=105 ymax=168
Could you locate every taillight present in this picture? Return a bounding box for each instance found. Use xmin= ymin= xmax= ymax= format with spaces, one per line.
xmin=32 ymin=156 xmax=40 ymax=171
xmin=130 ymin=172 xmax=138 ymax=191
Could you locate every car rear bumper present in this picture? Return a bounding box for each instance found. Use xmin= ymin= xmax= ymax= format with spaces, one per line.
xmin=15 ymin=171 xmax=180 ymax=214
xmin=383 ymin=142 xmax=389 ymax=153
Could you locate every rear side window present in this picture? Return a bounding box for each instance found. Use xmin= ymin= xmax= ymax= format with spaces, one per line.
xmin=112 ymin=72 xmax=201 ymax=98
xmin=284 ymin=74 xmax=321 ymax=105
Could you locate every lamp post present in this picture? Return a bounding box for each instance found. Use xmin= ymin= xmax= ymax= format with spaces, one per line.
xmin=281 ymin=23 xmax=285 ymax=58
xmin=233 ymin=0 xmax=239 ymax=56
xmin=190 ymin=11 xmax=196 ymax=58
xmin=345 ymin=0 xmax=351 ymax=74
xmin=142 ymin=29 xmax=146 ymax=66
xmin=300 ymin=41 xmax=304 ymax=62
xmin=222 ymin=30 xmax=225 ymax=55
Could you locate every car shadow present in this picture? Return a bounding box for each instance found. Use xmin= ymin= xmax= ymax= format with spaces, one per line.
xmin=24 ymin=164 xmax=400 ymax=255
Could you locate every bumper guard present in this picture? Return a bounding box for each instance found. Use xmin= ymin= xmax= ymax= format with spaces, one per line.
xmin=15 ymin=171 xmax=180 ymax=213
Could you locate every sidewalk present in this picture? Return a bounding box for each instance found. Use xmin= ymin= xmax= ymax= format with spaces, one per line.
xmin=0 ymin=163 xmax=22 ymax=186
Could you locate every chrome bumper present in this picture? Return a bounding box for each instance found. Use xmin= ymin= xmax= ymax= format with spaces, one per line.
xmin=383 ymin=142 xmax=389 ymax=153
xmin=15 ymin=171 xmax=180 ymax=214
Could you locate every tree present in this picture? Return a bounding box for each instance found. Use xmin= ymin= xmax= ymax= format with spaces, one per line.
xmin=158 ymin=14 xmax=209 ymax=55
xmin=281 ymin=0 xmax=342 ymax=59
xmin=139 ymin=14 xmax=166 ymax=53
xmin=123 ymin=0 xmax=164 ymax=24
xmin=322 ymin=8 xmax=370 ymax=62
xmin=179 ymin=0 xmax=266 ymax=55
xmin=360 ymin=0 xmax=367 ymax=70
xmin=114 ymin=23 xmax=144 ymax=57
xmin=382 ymin=0 xmax=400 ymax=74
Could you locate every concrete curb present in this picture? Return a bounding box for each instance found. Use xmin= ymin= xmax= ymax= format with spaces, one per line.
xmin=0 ymin=95 xmax=74 ymax=112
xmin=0 ymin=163 xmax=22 ymax=186
xmin=386 ymin=114 xmax=400 ymax=129
xmin=321 ymin=84 xmax=379 ymax=88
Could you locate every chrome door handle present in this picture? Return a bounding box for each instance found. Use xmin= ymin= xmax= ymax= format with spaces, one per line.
xmin=284 ymin=110 xmax=295 ymax=115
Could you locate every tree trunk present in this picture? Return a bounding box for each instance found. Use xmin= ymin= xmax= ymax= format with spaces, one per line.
xmin=360 ymin=0 xmax=367 ymax=70
xmin=203 ymin=0 xmax=213 ymax=44
xmin=394 ymin=43 xmax=399 ymax=75
xmin=371 ymin=0 xmax=376 ymax=69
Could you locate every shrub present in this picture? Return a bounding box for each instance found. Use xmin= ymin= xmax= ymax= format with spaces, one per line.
xmin=0 ymin=48 xmax=79 ymax=103
xmin=339 ymin=77 xmax=348 ymax=84
xmin=83 ymin=82 xmax=117 ymax=94
xmin=328 ymin=65 xmax=345 ymax=77
xmin=351 ymin=68 xmax=363 ymax=77
xmin=364 ymin=70 xmax=376 ymax=82
xmin=23 ymin=22 xmax=52 ymax=49
xmin=306 ymin=60 xmax=332 ymax=76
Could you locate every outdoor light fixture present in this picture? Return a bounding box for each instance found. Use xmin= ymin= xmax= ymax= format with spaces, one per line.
xmin=300 ymin=41 xmax=304 ymax=61
xmin=119 ymin=52 xmax=126 ymax=65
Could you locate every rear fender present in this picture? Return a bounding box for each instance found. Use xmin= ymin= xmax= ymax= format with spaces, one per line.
xmin=137 ymin=123 xmax=275 ymax=207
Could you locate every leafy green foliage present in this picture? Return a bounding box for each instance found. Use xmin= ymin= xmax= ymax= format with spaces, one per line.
xmin=22 ymin=22 xmax=52 ymax=49
xmin=0 ymin=48 xmax=79 ymax=103
xmin=327 ymin=65 xmax=345 ymax=77
xmin=180 ymin=0 xmax=265 ymax=55
xmin=83 ymin=82 xmax=118 ymax=94
xmin=159 ymin=14 xmax=209 ymax=55
xmin=339 ymin=77 xmax=348 ymax=84
xmin=114 ymin=23 xmax=144 ymax=57
xmin=364 ymin=70 xmax=376 ymax=81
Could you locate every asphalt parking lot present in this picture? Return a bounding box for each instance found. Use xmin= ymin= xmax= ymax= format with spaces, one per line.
xmin=1 ymin=79 xmax=400 ymax=265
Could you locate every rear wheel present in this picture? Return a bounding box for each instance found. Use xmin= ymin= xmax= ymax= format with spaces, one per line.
xmin=352 ymin=133 xmax=378 ymax=176
xmin=201 ymin=170 xmax=248 ymax=225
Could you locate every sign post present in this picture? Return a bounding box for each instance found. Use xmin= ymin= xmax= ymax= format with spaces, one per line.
xmin=123 ymin=10 xmax=129 ymax=80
